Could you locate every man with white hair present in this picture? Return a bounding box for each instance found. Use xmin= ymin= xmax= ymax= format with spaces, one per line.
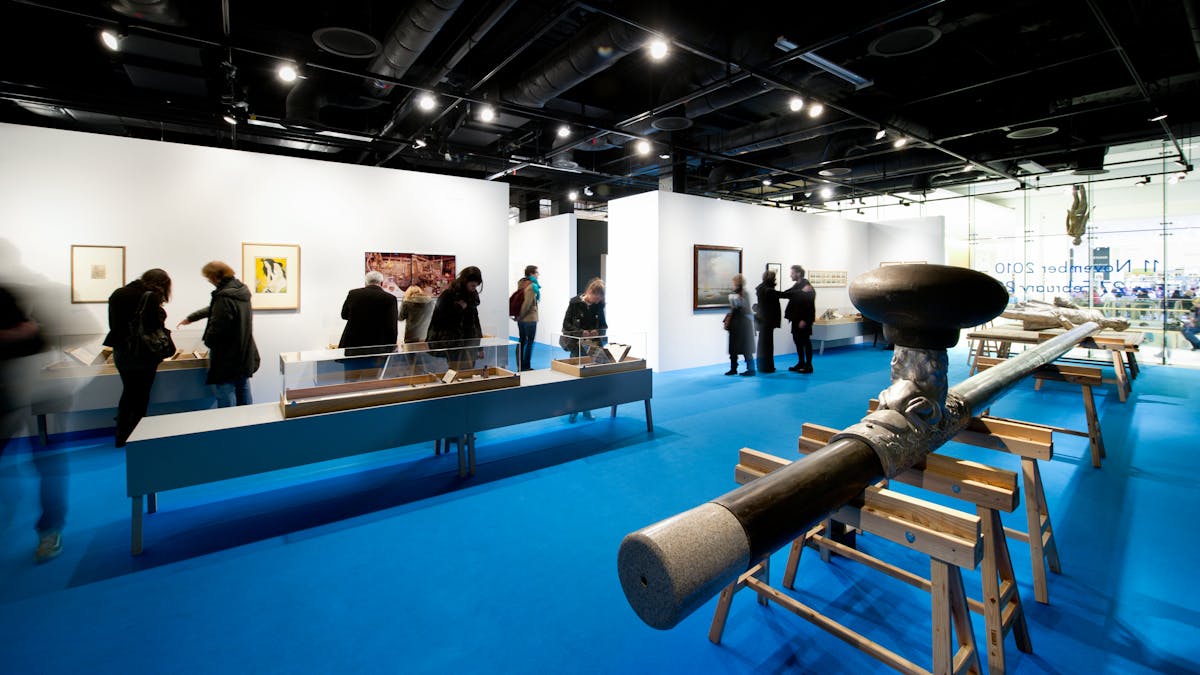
xmin=338 ymin=270 xmax=400 ymax=354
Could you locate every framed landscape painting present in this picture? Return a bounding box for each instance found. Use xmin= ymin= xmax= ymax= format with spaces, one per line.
xmin=71 ymin=245 xmax=125 ymax=303
xmin=242 ymin=242 xmax=300 ymax=310
xmin=693 ymin=245 xmax=742 ymax=310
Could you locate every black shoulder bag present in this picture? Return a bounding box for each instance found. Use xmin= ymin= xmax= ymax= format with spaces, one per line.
xmin=126 ymin=292 xmax=176 ymax=364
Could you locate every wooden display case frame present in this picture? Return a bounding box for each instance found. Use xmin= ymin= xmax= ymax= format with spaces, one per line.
xmin=550 ymin=356 xmax=646 ymax=377
xmin=280 ymin=366 xmax=519 ymax=418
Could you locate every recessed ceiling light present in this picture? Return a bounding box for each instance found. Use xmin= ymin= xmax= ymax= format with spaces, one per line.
xmin=893 ymin=137 xmax=908 ymax=148
xmin=1149 ymin=113 xmax=1168 ymax=122
xmin=277 ymin=64 xmax=298 ymax=83
xmin=568 ymin=190 xmax=579 ymax=201
xmin=648 ymin=39 xmax=669 ymax=60
xmin=819 ymin=187 xmax=833 ymax=199
xmin=478 ymin=105 xmax=496 ymax=122
xmin=412 ymin=138 xmax=427 ymax=149
xmin=788 ymin=96 xmax=804 ymax=112
xmin=658 ymin=153 xmax=671 ymax=160
xmin=584 ymin=186 xmax=594 ymax=196
xmin=808 ymin=102 xmax=824 ymax=118
xmin=762 ymin=178 xmax=772 ymax=186
xmin=874 ymin=128 xmax=886 ymax=140
xmin=100 ymin=29 xmax=120 ymax=52
xmin=417 ymin=93 xmax=436 ymax=111
xmin=557 ymin=124 xmax=570 ymax=138
xmin=222 ymin=114 xmax=237 ymax=126
xmin=635 ymin=140 xmax=651 ymax=155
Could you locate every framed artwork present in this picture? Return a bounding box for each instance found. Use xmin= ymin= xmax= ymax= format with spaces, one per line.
xmin=809 ymin=269 xmax=849 ymax=287
xmin=71 ymin=245 xmax=125 ymax=303
xmin=242 ymin=242 xmax=301 ymax=310
xmin=365 ymin=251 xmax=456 ymax=298
xmin=693 ymin=245 xmax=742 ymax=310
xmin=766 ymin=262 xmax=782 ymax=292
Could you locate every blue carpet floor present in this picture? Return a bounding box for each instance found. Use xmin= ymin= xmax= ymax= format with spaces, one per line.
xmin=1 ymin=343 xmax=1197 ymax=673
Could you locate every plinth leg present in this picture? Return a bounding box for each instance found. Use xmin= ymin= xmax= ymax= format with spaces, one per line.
xmin=468 ymin=433 xmax=477 ymax=476
xmin=131 ymin=495 xmax=144 ymax=556
xmin=783 ymin=537 xmax=805 ymax=590
xmin=457 ymin=435 xmax=466 ymax=478
xmin=644 ymin=399 xmax=654 ymax=433
xmin=147 ymin=492 xmax=157 ymax=514
xmin=1111 ymin=350 xmax=1129 ymax=402
xmin=1031 ymin=460 xmax=1061 ymax=575
xmin=37 ymin=414 xmax=49 ymax=446
xmin=1127 ymin=352 xmax=1139 ymax=379
xmin=1081 ymin=384 xmax=1105 ymax=467
xmin=708 ymin=581 xmax=739 ymax=644
xmin=610 ymin=404 xmax=617 ymax=418
xmin=1021 ymin=459 xmax=1058 ymax=603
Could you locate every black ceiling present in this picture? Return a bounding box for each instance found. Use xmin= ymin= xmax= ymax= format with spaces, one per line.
xmin=2 ymin=0 xmax=1197 ymax=210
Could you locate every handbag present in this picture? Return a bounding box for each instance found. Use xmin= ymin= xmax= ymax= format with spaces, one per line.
xmin=126 ymin=292 xmax=176 ymax=363
xmin=722 ymin=312 xmax=733 ymax=331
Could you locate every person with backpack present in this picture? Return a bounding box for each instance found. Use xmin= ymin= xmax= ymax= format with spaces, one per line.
xmin=104 ymin=268 xmax=174 ymax=447
xmin=511 ymin=265 xmax=539 ymax=371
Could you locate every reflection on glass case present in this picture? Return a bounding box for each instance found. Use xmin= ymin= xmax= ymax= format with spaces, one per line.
xmin=41 ymin=331 xmax=208 ymax=377
xmin=279 ymin=337 xmax=518 ymax=418
xmin=551 ymin=330 xmax=646 ymax=377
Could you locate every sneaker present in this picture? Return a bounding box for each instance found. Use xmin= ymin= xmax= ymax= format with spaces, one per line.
xmin=35 ymin=531 xmax=62 ymax=564
xmin=568 ymin=413 xmax=578 ymax=423
xmin=582 ymin=410 xmax=595 ymax=421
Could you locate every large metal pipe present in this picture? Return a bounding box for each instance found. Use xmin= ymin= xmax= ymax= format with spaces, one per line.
xmin=617 ymin=265 xmax=1101 ymax=630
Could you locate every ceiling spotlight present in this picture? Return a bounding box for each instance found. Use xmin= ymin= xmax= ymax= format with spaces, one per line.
xmin=659 ymin=153 xmax=671 ymax=160
xmin=412 ymin=138 xmax=427 ymax=149
xmin=1149 ymin=113 xmax=1168 ymax=122
xmin=100 ymin=29 xmax=121 ymax=52
xmin=222 ymin=114 xmax=238 ymax=126
xmin=808 ymin=102 xmax=824 ymax=118
xmin=568 ymin=190 xmax=579 ymax=201
xmin=417 ymin=93 xmax=436 ymax=111
xmin=557 ymin=124 xmax=571 ymax=138
xmin=762 ymin=178 xmax=772 ymax=186
xmin=478 ymin=105 xmax=496 ymax=122
xmin=819 ymin=187 xmax=833 ymax=199
xmin=277 ymin=63 xmax=299 ymax=83
xmin=635 ymin=140 xmax=651 ymax=155
xmin=648 ymin=39 xmax=669 ymax=60
xmin=893 ymin=137 xmax=909 ymax=148
xmin=874 ymin=128 xmax=886 ymax=140
xmin=788 ymin=96 xmax=804 ymax=112
xmin=584 ymin=186 xmax=594 ymax=196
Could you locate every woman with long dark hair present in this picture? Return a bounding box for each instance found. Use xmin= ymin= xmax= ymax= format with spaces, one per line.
xmin=427 ymin=266 xmax=483 ymax=370
xmin=104 ymin=268 xmax=172 ymax=446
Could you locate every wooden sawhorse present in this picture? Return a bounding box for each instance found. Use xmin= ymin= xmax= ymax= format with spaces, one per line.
xmin=720 ymin=451 xmax=985 ymax=675
xmin=975 ymin=357 xmax=1106 ymax=468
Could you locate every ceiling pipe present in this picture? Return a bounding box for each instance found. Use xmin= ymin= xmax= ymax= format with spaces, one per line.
xmin=709 ymin=119 xmax=878 ymax=156
xmin=1084 ymin=0 xmax=1185 ymax=160
xmin=684 ymin=78 xmax=772 ymax=119
xmin=1186 ymin=0 xmax=1200 ymax=66
xmin=366 ymin=0 xmax=466 ymax=94
xmin=500 ymin=18 xmax=646 ymax=108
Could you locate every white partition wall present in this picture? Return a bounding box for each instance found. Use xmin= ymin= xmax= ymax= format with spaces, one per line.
xmin=0 ymin=123 xmax=509 ymax=433
xmin=508 ymin=213 xmax=577 ymax=347
xmin=868 ymin=217 xmax=947 ymax=268
xmin=608 ymin=190 xmax=944 ymax=372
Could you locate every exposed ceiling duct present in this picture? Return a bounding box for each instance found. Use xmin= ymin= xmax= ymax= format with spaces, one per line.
xmin=707 ymin=118 xmax=877 ymax=156
xmin=285 ymin=78 xmax=386 ymax=125
xmin=500 ymin=19 xmax=646 ymax=108
xmin=684 ymin=78 xmax=773 ymax=119
xmin=366 ymin=0 xmax=466 ymax=94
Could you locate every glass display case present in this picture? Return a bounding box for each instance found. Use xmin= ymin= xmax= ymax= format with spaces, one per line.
xmin=550 ymin=330 xmax=647 ymax=377
xmin=41 ymin=330 xmax=208 ymax=378
xmin=278 ymin=337 xmax=518 ymax=418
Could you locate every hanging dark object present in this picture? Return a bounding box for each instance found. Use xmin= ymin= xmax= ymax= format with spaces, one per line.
xmin=1066 ymin=184 xmax=1090 ymax=245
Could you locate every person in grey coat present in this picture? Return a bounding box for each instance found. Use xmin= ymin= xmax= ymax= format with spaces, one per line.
xmin=178 ymin=260 xmax=261 ymax=406
xmin=725 ymin=274 xmax=755 ymax=376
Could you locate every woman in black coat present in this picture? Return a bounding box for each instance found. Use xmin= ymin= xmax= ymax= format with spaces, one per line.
xmin=754 ymin=269 xmax=782 ymax=373
xmin=726 ymin=274 xmax=755 ymax=376
xmin=104 ymin=268 xmax=172 ymax=446
xmin=427 ymin=266 xmax=483 ymax=370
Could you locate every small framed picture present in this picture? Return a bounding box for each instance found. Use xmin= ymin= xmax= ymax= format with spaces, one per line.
xmin=71 ymin=245 xmax=126 ymax=303
xmin=242 ymin=242 xmax=301 ymax=310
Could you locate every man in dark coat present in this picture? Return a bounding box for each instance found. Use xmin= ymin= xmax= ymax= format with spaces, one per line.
xmin=782 ymin=264 xmax=816 ymax=373
xmin=179 ymin=261 xmax=261 ymax=406
xmin=754 ymin=269 xmax=782 ymax=373
xmin=338 ymin=271 xmax=399 ymax=354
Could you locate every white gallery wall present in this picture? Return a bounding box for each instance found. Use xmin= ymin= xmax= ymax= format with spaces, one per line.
xmin=507 ymin=213 xmax=577 ymax=346
xmin=0 ymin=122 xmax=508 ymax=433
xmin=608 ymin=191 xmax=944 ymax=372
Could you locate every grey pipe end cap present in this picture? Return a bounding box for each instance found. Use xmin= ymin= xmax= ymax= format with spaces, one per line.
xmin=617 ymin=503 xmax=751 ymax=630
